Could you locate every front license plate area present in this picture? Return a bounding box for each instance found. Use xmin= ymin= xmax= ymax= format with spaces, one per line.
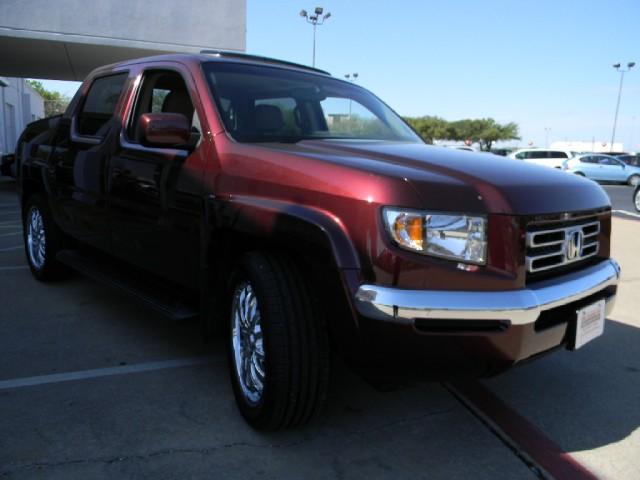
xmin=572 ymin=299 xmax=606 ymax=350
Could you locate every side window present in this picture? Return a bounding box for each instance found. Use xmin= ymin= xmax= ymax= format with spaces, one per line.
xmin=515 ymin=152 xmax=526 ymax=160
xmin=128 ymin=70 xmax=199 ymax=143
xmin=77 ymin=73 xmax=127 ymax=137
xmin=529 ymin=151 xmax=548 ymax=159
xmin=597 ymin=157 xmax=618 ymax=166
xmin=549 ymin=151 xmax=568 ymax=158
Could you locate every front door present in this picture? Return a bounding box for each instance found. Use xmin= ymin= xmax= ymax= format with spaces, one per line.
xmin=108 ymin=67 xmax=207 ymax=288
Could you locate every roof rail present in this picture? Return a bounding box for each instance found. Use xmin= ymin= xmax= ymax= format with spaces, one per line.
xmin=199 ymin=50 xmax=331 ymax=75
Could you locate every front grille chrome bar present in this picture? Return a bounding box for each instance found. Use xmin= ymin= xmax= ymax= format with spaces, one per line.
xmin=526 ymin=221 xmax=600 ymax=274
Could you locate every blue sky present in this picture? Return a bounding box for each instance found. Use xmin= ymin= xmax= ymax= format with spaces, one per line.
xmin=40 ymin=0 xmax=640 ymax=149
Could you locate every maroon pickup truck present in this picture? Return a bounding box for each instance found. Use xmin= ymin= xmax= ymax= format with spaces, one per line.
xmin=18 ymin=52 xmax=619 ymax=430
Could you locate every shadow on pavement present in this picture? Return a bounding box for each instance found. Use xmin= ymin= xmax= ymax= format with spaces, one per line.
xmin=483 ymin=317 xmax=640 ymax=454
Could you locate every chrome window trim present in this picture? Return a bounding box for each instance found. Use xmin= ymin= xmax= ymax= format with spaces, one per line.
xmin=70 ymin=117 xmax=102 ymax=145
xmin=119 ymin=132 xmax=189 ymax=157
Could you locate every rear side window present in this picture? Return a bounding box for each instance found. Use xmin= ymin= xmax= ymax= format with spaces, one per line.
xmin=529 ymin=151 xmax=548 ymax=159
xmin=549 ymin=151 xmax=568 ymax=158
xmin=514 ymin=152 xmax=526 ymax=159
xmin=77 ymin=73 xmax=127 ymax=137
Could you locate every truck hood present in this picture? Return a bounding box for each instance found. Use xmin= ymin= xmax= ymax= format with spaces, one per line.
xmin=259 ymin=140 xmax=611 ymax=215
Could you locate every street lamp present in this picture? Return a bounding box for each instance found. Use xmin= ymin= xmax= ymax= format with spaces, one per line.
xmin=344 ymin=73 xmax=359 ymax=118
xmin=610 ymin=61 xmax=635 ymax=152
xmin=300 ymin=7 xmax=332 ymax=67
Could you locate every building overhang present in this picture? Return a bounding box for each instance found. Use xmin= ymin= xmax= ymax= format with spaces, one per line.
xmin=0 ymin=28 xmax=245 ymax=81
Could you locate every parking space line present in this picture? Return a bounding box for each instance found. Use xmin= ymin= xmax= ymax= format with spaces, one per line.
xmin=613 ymin=209 xmax=640 ymax=219
xmin=445 ymin=380 xmax=598 ymax=480
xmin=0 ymin=265 xmax=28 ymax=271
xmin=0 ymin=245 xmax=22 ymax=252
xmin=0 ymin=231 xmax=21 ymax=238
xmin=0 ymin=356 xmax=222 ymax=391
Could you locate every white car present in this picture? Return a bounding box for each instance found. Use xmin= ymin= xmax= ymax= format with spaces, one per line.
xmin=508 ymin=148 xmax=576 ymax=169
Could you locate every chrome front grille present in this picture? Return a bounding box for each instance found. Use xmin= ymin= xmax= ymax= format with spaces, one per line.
xmin=526 ymin=220 xmax=600 ymax=273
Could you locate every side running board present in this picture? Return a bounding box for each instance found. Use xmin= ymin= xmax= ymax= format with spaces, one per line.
xmin=56 ymin=249 xmax=199 ymax=321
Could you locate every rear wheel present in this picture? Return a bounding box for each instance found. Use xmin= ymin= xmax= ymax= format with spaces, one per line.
xmin=227 ymin=252 xmax=330 ymax=430
xmin=23 ymin=195 xmax=69 ymax=281
xmin=628 ymin=174 xmax=640 ymax=186
xmin=634 ymin=187 xmax=640 ymax=212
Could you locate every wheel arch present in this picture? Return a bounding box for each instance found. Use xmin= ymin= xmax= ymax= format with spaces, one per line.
xmin=203 ymin=195 xmax=362 ymax=349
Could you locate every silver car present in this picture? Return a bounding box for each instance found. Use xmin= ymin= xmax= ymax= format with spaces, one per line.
xmin=563 ymin=154 xmax=640 ymax=186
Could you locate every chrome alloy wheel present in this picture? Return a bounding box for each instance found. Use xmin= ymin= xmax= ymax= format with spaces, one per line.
xmin=635 ymin=189 xmax=640 ymax=211
xmin=231 ymin=281 xmax=266 ymax=405
xmin=26 ymin=206 xmax=46 ymax=270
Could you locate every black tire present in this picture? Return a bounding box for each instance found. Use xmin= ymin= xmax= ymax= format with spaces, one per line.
xmin=227 ymin=252 xmax=330 ymax=431
xmin=628 ymin=174 xmax=640 ymax=187
xmin=22 ymin=195 xmax=69 ymax=281
xmin=634 ymin=187 xmax=640 ymax=212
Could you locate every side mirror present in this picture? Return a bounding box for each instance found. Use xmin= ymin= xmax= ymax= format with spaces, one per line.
xmin=139 ymin=113 xmax=191 ymax=148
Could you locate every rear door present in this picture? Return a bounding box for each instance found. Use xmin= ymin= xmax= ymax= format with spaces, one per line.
xmin=50 ymin=72 xmax=128 ymax=251
xmin=107 ymin=65 xmax=208 ymax=288
xmin=525 ymin=150 xmax=550 ymax=167
xmin=547 ymin=151 xmax=569 ymax=169
xmin=595 ymin=156 xmax=625 ymax=181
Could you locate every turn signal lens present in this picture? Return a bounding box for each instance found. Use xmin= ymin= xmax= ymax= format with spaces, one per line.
xmin=384 ymin=210 xmax=425 ymax=252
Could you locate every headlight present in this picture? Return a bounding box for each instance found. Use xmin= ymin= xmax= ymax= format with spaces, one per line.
xmin=382 ymin=208 xmax=487 ymax=265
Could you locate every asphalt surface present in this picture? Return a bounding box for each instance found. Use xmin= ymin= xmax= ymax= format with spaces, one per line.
xmin=0 ymin=175 xmax=638 ymax=479
xmin=602 ymin=185 xmax=639 ymax=217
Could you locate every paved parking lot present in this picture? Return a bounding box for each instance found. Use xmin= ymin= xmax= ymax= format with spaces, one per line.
xmin=0 ymin=176 xmax=638 ymax=479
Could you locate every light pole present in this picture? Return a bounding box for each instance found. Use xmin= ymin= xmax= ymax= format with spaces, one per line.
xmin=344 ymin=73 xmax=358 ymax=119
xmin=300 ymin=7 xmax=331 ymax=67
xmin=544 ymin=127 xmax=551 ymax=148
xmin=610 ymin=61 xmax=635 ymax=152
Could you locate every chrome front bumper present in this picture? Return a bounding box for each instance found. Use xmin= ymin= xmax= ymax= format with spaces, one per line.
xmin=354 ymin=259 xmax=620 ymax=326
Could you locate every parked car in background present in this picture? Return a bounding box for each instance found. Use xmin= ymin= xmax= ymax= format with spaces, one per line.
xmin=508 ymin=148 xmax=576 ymax=169
xmin=563 ymin=154 xmax=640 ymax=185
xmin=491 ymin=148 xmax=514 ymax=157
xmin=615 ymin=154 xmax=640 ymax=167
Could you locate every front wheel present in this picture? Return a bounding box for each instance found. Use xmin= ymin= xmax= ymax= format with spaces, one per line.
xmin=634 ymin=187 xmax=640 ymax=212
xmin=628 ymin=174 xmax=640 ymax=187
xmin=227 ymin=252 xmax=330 ymax=431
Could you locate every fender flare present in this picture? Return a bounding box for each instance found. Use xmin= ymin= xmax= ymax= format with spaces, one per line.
xmin=210 ymin=194 xmax=361 ymax=270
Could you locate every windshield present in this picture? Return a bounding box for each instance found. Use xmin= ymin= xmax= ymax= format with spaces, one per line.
xmin=202 ymin=62 xmax=422 ymax=144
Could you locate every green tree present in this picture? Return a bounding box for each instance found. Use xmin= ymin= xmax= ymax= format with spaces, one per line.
xmin=403 ymin=115 xmax=449 ymax=144
xmin=404 ymin=115 xmax=519 ymax=150
xmin=26 ymin=80 xmax=70 ymax=117
xmin=447 ymin=118 xmax=520 ymax=151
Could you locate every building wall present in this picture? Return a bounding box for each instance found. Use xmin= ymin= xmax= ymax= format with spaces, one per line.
xmin=0 ymin=78 xmax=44 ymax=154
xmin=0 ymin=0 xmax=246 ymax=80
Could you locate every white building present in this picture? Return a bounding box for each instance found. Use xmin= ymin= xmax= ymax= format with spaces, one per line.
xmin=0 ymin=77 xmax=44 ymax=154
xmin=550 ymin=140 xmax=625 ymax=153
